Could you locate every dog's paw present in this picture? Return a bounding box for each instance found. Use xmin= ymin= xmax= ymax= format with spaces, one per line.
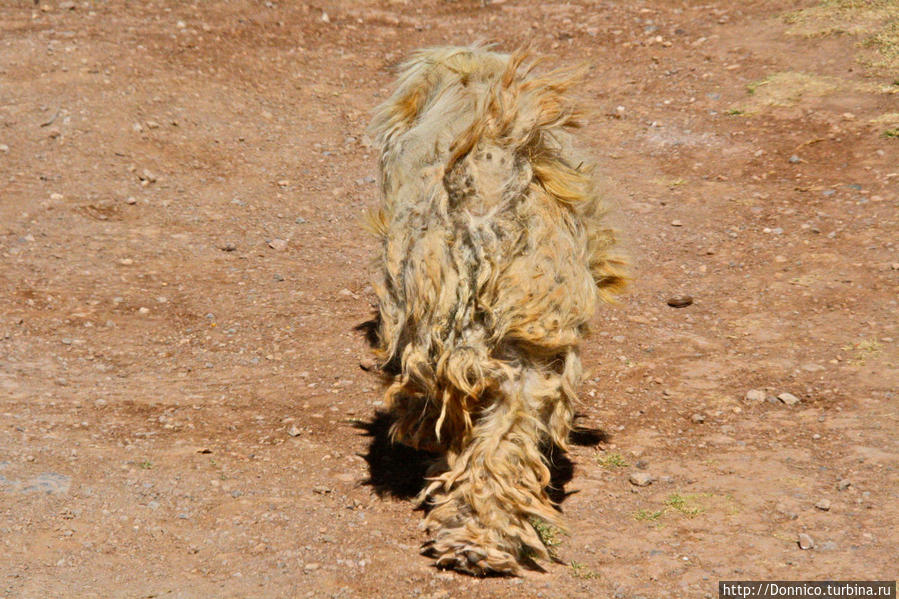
xmin=423 ymin=537 xmax=519 ymax=576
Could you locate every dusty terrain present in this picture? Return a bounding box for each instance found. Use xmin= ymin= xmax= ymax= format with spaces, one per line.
xmin=1 ymin=0 xmax=897 ymax=597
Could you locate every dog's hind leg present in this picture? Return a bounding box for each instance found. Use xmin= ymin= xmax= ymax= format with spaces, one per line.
xmin=418 ymin=366 xmax=572 ymax=575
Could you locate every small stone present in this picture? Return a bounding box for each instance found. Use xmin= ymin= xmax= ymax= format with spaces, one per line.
xmin=690 ymin=413 xmax=705 ymax=424
xmin=312 ymin=486 xmax=331 ymax=495
xmin=789 ymin=155 xmax=801 ymax=164
xmin=320 ymin=11 xmax=329 ymax=23
xmin=295 ymin=216 xmax=307 ymax=224
xmin=277 ymin=180 xmax=289 ymax=187
xmin=815 ymin=499 xmax=831 ymax=511
xmin=837 ymin=479 xmax=851 ymax=491
xmin=745 ymin=389 xmax=766 ymax=402
xmin=287 ymin=425 xmax=302 ymax=437
xmin=798 ymin=533 xmax=815 ymax=550
xmin=230 ymin=489 xmax=243 ymax=498
xmin=304 ymin=562 xmax=320 ymax=572
xmin=125 ymin=196 xmax=137 ymax=205
xmin=667 ymin=295 xmax=693 ymax=308
xmin=0 ymin=144 xmax=9 ymax=153
xmin=775 ymin=502 xmax=798 ymax=520
xmin=221 ymin=243 xmax=237 ymax=252
xmin=629 ymin=472 xmax=653 ymax=487
xmin=140 ymin=169 xmax=157 ymax=183
xmin=359 ymin=358 xmax=376 ymax=372
xmin=138 ymin=307 xmax=150 ymax=315
xmin=670 ymin=219 xmax=683 ymax=227
xmin=273 ymin=273 xmax=284 ymax=282
xmin=268 ymin=238 xmax=288 ymax=251
xmin=778 ymin=392 xmax=800 ymax=406
xmin=338 ymin=288 xmax=354 ymax=297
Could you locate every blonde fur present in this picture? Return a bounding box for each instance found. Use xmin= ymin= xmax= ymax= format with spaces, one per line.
xmin=367 ymin=45 xmax=627 ymax=575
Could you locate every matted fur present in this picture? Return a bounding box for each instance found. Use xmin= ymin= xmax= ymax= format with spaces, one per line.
xmin=366 ymin=45 xmax=627 ymax=575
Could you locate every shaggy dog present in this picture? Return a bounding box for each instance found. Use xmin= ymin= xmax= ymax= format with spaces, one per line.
xmin=366 ymin=45 xmax=627 ymax=575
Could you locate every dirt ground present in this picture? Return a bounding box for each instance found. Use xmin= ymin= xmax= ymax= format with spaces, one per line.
xmin=1 ymin=0 xmax=897 ymax=597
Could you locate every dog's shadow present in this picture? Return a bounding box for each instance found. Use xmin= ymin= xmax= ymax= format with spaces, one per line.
xmin=355 ymin=410 xmax=607 ymax=505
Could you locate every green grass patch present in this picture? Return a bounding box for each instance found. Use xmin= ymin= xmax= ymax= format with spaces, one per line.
xmin=570 ymin=561 xmax=601 ymax=580
xmin=530 ymin=517 xmax=564 ymax=551
xmin=596 ymin=452 xmax=628 ymax=469
xmin=634 ymin=509 xmax=664 ymax=522
xmin=884 ymin=128 xmax=899 ymax=138
xmin=665 ymin=493 xmax=706 ymax=517
xmin=139 ymin=460 xmax=153 ymax=470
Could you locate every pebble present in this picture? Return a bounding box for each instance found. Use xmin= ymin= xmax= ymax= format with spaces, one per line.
xmin=268 ymin=239 xmax=288 ymax=251
xmin=125 ymin=196 xmax=137 ymax=205
xmin=295 ymin=216 xmax=307 ymax=224
xmin=815 ymin=499 xmax=831 ymax=511
xmin=230 ymin=489 xmax=243 ymax=498
xmin=690 ymin=413 xmax=705 ymax=424
xmin=312 ymin=486 xmax=331 ymax=495
xmin=273 ymin=274 xmax=284 ymax=282
xmin=667 ymin=295 xmax=693 ymax=308
xmin=775 ymin=502 xmax=798 ymax=520
xmin=304 ymin=562 xmax=320 ymax=572
xmin=745 ymin=389 xmax=766 ymax=402
xmin=789 ymin=155 xmax=801 ymax=164
xmin=837 ymin=479 xmax=851 ymax=491
xmin=221 ymin=243 xmax=237 ymax=252
xmin=670 ymin=219 xmax=684 ymax=227
xmin=798 ymin=533 xmax=815 ymax=550
xmin=0 ymin=144 xmax=9 ymax=153
xmin=778 ymin=392 xmax=800 ymax=406
xmin=629 ymin=472 xmax=653 ymax=487
xmin=287 ymin=425 xmax=302 ymax=437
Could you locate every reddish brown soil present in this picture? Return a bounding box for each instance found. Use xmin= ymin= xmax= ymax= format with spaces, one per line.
xmin=1 ymin=1 xmax=896 ymax=598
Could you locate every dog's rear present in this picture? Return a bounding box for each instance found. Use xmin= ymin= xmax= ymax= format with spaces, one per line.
xmin=367 ymin=46 xmax=627 ymax=575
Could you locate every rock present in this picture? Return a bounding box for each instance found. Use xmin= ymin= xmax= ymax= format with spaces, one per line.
xmin=312 ymin=486 xmax=331 ymax=495
xmin=221 ymin=243 xmax=237 ymax=252
xmin=789 ymin=155 xmax=801 ymax=164
xmin=690 ymin=413 xmax=705 ymax=424
xmin=125 ymin=196 xmax=137 ymax=205
xmin=273 ymin=273 xmax=284 ymax=282
xmin=667 ymin=295 xmax=693 ymax=308
xmin=778 ymin=392 xmax=800 ymax=406
xmin=287 ymin=425 xmax=302 ymax=437
xmin=304 ymin=562 xmax=320 ymax=572
xmin=815 ymin=499 xmax=831 ymax=511
xmin=295 ymin=216 xmax=307 ymax=224
xmin=670 ymin=219 xmax=684 ymax=227
xmin=359 ymin=358 xmax=376 ymax=372
xmin=0 ymin=144 xmax=9 ymax=153
xmin=629 ymin=472 xmax=653 ymax=487
xmin=837 ymin=479 xmax=851 ymax=491
xmin=745 ymin=389 xmax=766 ymax=402
xmin=775 ymin=502 xmax=798 ymax=520
xmin=320 ymin=10 xmax=330 ymax=23
xmin=230 ymin=489 xmax=243 ymax=498
xmin=268 ymin=238 xmax=288 ymax=251
xmin=338 ymin=288 xmax=355 ymax=297
xmin=798 ymin=533 xmax=815 ymax=550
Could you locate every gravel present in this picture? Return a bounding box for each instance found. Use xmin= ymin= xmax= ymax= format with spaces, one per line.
xmin=629 ymin=472 xmax=654 ymax=487
xmin=745 ymin=389 xmax=766 ymax=402
xmin=778 ymin=392 xmax=800 ymax=406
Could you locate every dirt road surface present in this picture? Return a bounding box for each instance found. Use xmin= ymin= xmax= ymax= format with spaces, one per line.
xmin=1 ymin=1 xmax=896 ymax=597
